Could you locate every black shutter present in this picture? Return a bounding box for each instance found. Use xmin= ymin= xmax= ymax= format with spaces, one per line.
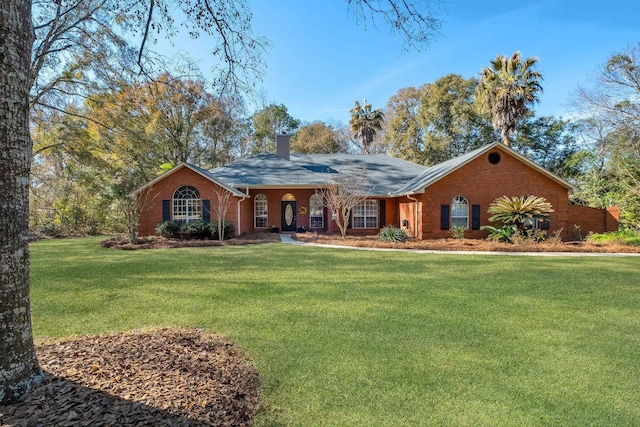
xmin=541 ymin=219 xmax=550 ymax=230
xmin=203 ymin=199 xmax=211 ymax=223
xmin=162 ymin=200 xmax=170 ymax=222
xmin=471 ymin=205 xmax=481 ymax=230
xmin=440 ymin=205 xmax=450 ymax=230
xmin=379 ymin=200 xmax=386 ymax=227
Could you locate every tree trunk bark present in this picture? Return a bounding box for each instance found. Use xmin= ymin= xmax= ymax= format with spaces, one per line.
xmin=0 ymin=0 xmax=42 ymax=404
xmin=501 ymin=129 xmax=510 ymax=146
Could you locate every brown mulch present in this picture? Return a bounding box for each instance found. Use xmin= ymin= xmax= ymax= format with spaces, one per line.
xmin=293 ymin=233 xmax=640 ymax=254
xmin=0 ymin=328 xmax=260 ymax=427
xmin=101 ymin=234 xmax=281 ymax=250
xmin=100 ymin=231 xmax=640 ymax=253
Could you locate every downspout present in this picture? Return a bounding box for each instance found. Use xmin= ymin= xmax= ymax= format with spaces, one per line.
xmin=406 ymin=194 xmax=419 ymax=238
xmin=236 ymin=187 xmax=249 ymax=237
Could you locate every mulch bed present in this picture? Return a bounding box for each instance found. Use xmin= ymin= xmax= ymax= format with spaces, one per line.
xmin=293 ymin=233 xmax=640 ymax=254
xmin=0 ymin=328 xmax=260 ymax=426
xmin=101 ymin=234 xmax=281 ymax=250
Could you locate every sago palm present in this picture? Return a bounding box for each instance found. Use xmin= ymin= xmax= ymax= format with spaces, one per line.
xmin=487 ymin=195 xmax=553 ymax=230
xmin=475 ymin=51 xmax=543 ymax=145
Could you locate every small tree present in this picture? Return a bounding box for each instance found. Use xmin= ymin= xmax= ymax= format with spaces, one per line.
xmin=317 ymin=167 xmax=372 ymax=239
xmin=213 ymin=187 xmax=232 ymax=241
xmin=487 ymin=195 xmax=553 ymax=232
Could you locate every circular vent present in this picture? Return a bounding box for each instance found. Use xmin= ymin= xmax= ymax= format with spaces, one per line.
xmin=488 ymin=152 xmax=501 ymax=164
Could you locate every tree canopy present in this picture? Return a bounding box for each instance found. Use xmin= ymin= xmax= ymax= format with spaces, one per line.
xmin=291 ymin=121 xmax=345 ymax=154
xmin=475 ymin=52 xmax=543 ymax=146
xmin=350 ymin=99 xmax=385 ymax=154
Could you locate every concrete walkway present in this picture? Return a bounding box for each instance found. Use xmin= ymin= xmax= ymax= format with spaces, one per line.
xmin=279 ymin=233 xmax=640 ymax=257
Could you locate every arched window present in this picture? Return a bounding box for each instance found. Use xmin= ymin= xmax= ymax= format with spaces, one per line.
xmin=254 ymin=193 xmax=268 ymax=228
xmin=309 ymin=194 xmax=324 ymax=228
xmin=173 ymin=186 xmax=201 ymax=224
xmin=451 ymin=195 xmax=469 ymax=229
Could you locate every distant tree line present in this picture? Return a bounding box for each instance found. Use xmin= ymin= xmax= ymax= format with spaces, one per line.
xmin=31 ymin=44 xmax=640 ymax=237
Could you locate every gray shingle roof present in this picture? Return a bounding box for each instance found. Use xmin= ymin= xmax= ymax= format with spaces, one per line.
xmin=171 ymin=142 xmax=573 ymax=198
xmin=208 ymin=152 xmax=429 ymax=196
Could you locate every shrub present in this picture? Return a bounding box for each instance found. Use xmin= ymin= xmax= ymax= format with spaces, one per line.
xmin=379 ymin=226 xmax=408 ymax=243
xmin=588 ymin=230 xmax=640 ymax=246
xmin=181 ymin=220 xmax=209 ymax=239
xmin=570 ymin=224 xmax=583 ymax=241
xmin=481 ymin=224 xmax=515 ymax=243
xmin=155 ymin=221 xmax=180 ymax=238
xmin=529 ymin=228 xmax=548 ymax=243
xmin=547 ymin=229 xmax=564 ymax=245
xmin=487 ymin=195 xmax=553 ymax=231
xmin=209 ymin=220 xmax=235 ymax=240
xmin=450 ymin=225 xmax=465 ymax=241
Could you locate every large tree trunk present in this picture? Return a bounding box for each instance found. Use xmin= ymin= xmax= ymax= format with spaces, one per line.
xmin=0 ymin=0 xmax=42 ymax=404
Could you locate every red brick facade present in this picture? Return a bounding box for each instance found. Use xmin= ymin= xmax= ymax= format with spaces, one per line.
xmin=136 ymin=147 xmax=619 ymax=239
xmin=412 ymin=148 xmax=571 ymax=239
xmin=137 ymin=166 xmax=241 ymax=237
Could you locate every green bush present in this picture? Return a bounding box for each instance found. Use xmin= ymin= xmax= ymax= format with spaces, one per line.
xmin=487 ymin=195 xmax=553 ymax=231
xmin=155 ymin=221 xmax=180 ymax=238
xmin=209 ymin=220 xmax=235 ymax=239
xmin=588 ymin=230 xmax=640 ymax=246
xmin=181 ymin=220 xmax=209 ymax=239
xmin=379 ymin=226 xmax=408 ymax=243
xmin=450 ymin=225 xmax=465 ymax=241
xmin=481 ymin=224 xmax=516 ymax=243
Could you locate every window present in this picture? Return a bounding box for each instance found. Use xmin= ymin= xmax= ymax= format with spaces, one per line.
xmin=353 ymin=200 xmax=378 ymax=228
xmin=173 ymin=186 xmax=201 ymax=224
xmin=254 ymin=193 xmax=268 ymax=228
xmin=309 ymin=194 xmax=324 ymax=228
xmin=451 ymin=196 xmax=469 ymax=229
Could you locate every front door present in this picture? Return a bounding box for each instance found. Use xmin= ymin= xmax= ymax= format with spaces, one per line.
xmin=281 ymin=201 xmax=297 ymax=232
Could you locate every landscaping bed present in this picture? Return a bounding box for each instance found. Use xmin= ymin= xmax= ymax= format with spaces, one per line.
xmin=101 ymin=233 xmax=281 ymax=250
xmin=293 ymin=232 xmax=640 ymax=253
xmin=0 ymin=328 xmax=260 ymax=426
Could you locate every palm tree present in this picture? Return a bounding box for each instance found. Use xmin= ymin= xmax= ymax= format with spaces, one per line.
xmin=475 ymin=52 xmax=543 ymax=146
xmin=349 ymin=99 xmax=384 ymax=153
xmin=487 ymin=195 xmax=553 ymax=231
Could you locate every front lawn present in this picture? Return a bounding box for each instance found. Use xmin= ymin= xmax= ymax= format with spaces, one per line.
xmin=30 ymin=237 xmax=640 ymax=426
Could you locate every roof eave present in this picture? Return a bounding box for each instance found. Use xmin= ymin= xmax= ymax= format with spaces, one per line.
xmin=131 ymin=163 xmax=248 ymax=198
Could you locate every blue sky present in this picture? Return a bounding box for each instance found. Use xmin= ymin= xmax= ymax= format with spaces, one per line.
xmin=177 ymin=0 xmax=640 ymax=125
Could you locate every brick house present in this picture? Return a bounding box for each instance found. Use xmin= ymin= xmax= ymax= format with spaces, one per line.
xmin=134 ymin=136 xmax=619 ymax=239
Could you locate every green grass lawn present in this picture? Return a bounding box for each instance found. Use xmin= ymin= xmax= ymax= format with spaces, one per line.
xmin=30 ymin=237 xmax=640 ymax=426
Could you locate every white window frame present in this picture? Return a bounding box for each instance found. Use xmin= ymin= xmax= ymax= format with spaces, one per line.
xmin=309 ymin=194 xmax=324 ymax=229
xmin=353 ymin=200 xmax=378 ymax=229
xmin=451 ymin=195 xmax=469 ymax=229
xmin=254 ymin=193 xmax=268 ymax=228
xmin=173 ymin=186 xmax=201 ymax=224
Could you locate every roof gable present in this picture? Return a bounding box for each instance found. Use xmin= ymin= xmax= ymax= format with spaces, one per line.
xmin=391 ymin=142 xmax=575 ymax=196
xmin=131 ymin=163 xmax=247 ymax=198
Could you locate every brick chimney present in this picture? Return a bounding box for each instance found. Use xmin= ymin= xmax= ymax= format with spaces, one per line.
xmin=276 ymin=134 xmax=291 ymax=161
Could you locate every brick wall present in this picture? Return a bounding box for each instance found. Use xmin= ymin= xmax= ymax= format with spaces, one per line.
xmin=137 ymin=166 xmax=241 ymax=237
xmin=416 ymin=148 xmax=571 ymax=239
xmin=567 ymin=205 xmax=620 ymax=237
